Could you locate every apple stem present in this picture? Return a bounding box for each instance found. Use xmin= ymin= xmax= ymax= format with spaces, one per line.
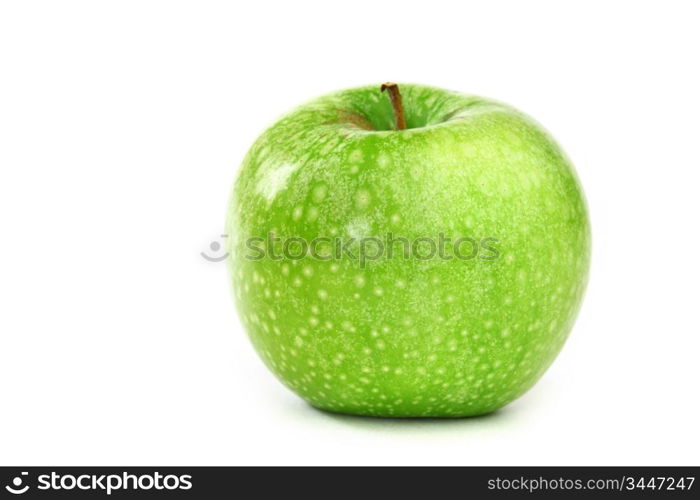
xmin=380 ymin=82 xmax=407 ymax=130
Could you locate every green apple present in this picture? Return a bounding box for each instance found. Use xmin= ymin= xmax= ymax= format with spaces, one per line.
xmin=226 ymin=83 xmax=590 ymax=417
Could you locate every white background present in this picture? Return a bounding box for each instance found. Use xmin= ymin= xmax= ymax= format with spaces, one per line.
xmin=1 ymin=0 xmax=699 ymax=466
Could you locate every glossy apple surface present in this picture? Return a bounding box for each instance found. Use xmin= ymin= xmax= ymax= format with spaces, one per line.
xmin=226 ymin=84 xmax=590 ymax=417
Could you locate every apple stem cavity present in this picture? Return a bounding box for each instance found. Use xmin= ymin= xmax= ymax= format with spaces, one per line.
xmin=380 ymin=82 xmax=407 ymax=131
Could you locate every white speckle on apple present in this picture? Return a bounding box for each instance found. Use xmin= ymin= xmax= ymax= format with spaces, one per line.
xmin=354 ymin=189 xmax=371 ymax=209
xmin=349 ymin=149 xmax=363 ymax=163
xmin=306 ymin=206 xmax=319 ymax=222
xmin=312 ymin=184 xmax=327 ymax=202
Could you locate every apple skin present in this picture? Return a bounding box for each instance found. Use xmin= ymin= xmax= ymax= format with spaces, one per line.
xmin=226 ymin=84 xmax=590 ymax=417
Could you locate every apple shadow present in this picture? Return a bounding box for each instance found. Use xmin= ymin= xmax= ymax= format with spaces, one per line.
xmin=293 ymin=400 xmax=520 ymax=435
